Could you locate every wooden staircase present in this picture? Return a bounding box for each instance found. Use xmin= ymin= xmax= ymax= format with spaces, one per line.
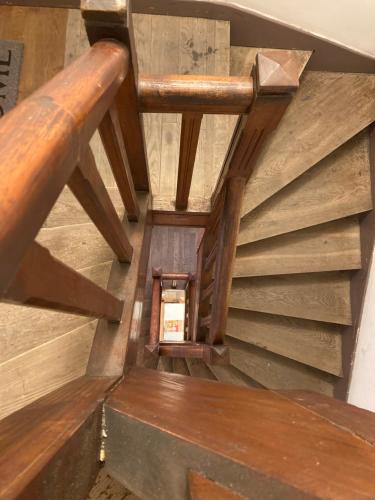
xmin=0 ymin=1 xmax=375 ymax=499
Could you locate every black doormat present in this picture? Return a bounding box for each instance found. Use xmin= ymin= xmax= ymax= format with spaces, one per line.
xmin=0 ymin=40 xmax=23 ymax=117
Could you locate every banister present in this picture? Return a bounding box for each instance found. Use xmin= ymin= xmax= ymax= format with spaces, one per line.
xmin=0 ymin=40 xmax=129 ymax=295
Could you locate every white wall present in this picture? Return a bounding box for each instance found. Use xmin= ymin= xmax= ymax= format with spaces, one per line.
xmin=231 ymin=0 xmax=375 ymax=57
xmin=348 ymin=246 xmax=375 ymax=411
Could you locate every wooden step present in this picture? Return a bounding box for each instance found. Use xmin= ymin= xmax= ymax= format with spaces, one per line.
xmin=157 ymin=356 xmax=173 ymax=372
xmin=172 ymin=357 xmax=190 ymax=376
xmin=226 ymin=337 xmax=335 ymax=396
xmin=186 ymin=358 xmax=217 ymax=380
xmin=206 ymin=363 xmax=263 ymax=388
xmin=230 ymin=272 xmax=352 ymax=325
xmin=238 ymin=130 xmax=371 ymax=245
xmin=234 ymin=217 xmax=361 ymax=277
xmin=240 ymin=72 xmax=375 ymax=217
xmin=226 ymin=309 xmax=342 ymax=376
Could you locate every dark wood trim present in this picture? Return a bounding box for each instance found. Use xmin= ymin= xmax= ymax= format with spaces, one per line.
xmin=138 ymin=74 xmax=253 ymax=115
xmin=133 ymin=0 xmax=375 ymax=73
xmin=0 ymin=0 xmax=80 ymax=6
xmin=0 ymin=376 xmax=118 ymax=500
xmin=335 ymin=125 xmax=375 ymax=400
xmin=3 ymin=242 xmax=124 ymax=321
xmin=161 ymin=272 xmax=190 ymax=281
xmin=151 ymin=210 xmax=209 ymax=227
xmin=149 ymin=269 xmax=162 ymax=346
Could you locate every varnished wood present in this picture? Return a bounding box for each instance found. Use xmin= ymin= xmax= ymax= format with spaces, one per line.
xmin=104 ymin=367 xmax=375 ymax=499
xmin=0 ymin=0 xmax=79 ymax=6
xmin=82 ymin=0 xmax=150 ymax=191
xmin=152 ymin=210 xmax=209 ymax=227
xmin=159 ymin=343 xmax=206 ymax=359
xmin=0 ymin=375 xmax=117 ymax=500
xmin=209 ymin=177 xmax=246 ymax=344
xmin=138 ymin=74 xmax=253 ymax=114
xmin=176 ymin=112 xmax=203 ymax=210
xmin=149 ymin=270 xmax=162 ymax=346
xmin=161 ymin=272 xmax=190 ymax=281
xmin=0 ymin=40 xmax=129 ymax=294
xmin=99 ymin=106 xmax=140 ymax=221
xmin=68 ymin=147 xmax=133 ymax=262
xmin=4 ymin=242 xmax=123 ymax=321
xmin=189 ymin=472 xmax=245 ymax=500
xmin=212 ymin=50 xmax=302 ymax=207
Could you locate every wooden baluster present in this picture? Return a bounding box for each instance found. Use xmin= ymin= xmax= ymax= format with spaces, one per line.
xmin=3 ymin=242 xmax=123 ymax=321
xmin=82 ymin=0 xmax=150 ymax=191
xmin=187 ymin=274 xmax=197 ymax=342
xmin=176 ymin=112 xmax=203 ymax=210
xmin=68 ymin=146 xmax=133 ymax=262
xmin=211 ymin=50 xmax=300 ymax=207
xmin=208 ymin=177 xmax=246 ymax=344
xmin=99 ymin=105 xmax=140 ymax=221
xmin=145 ymin=268 xmax=162 ymax=356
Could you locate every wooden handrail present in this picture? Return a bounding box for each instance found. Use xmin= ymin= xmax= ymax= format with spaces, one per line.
xmin=0 ymin=40 xmax=129 ymax=295
xmin=138 ymin=74 xmax=254 ymax=114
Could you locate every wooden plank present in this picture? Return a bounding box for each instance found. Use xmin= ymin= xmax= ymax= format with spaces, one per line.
xmin=87 ymin=194 xmax=152 ymax=376
xmin=186 ymin=358 xmax=216 ymax=380
xmin=138 ymin=74 xmax=253 ymax=114
xmin=152 ymin=210 xmax=209 ymax=227
xmin=0 ymin=40 xmax=129 ymax=294
xmin=278 ymin=390 xmax=375 ymax=445
xmin=206 ymin=364 xmax=261 ymax=388
xmin=104 ymin=367 xmax=375 ymax=499
xmin=99 ymin=107 xmax=140 ymax=221
xmin=176 ymin=112 xmax=203 ymax=210
xmin=226 ymin=308 xmax=342 ymax=376
xmin=3 ymin=242 xmax=123 ymax=321
xmin=209 ymin=177 xmax=246 ymax=344
xmin=0 ymin=322 xmax=97 ymax=419
xmin=230 ymin=272 xmax=352 ymax=325
xmin=241 ymin=72 xmax=375 ymax=217
xmin=239 ymin=130 xmax=372 ymax=245
xmin=0 ymin=375 xmax=117 ymax=499
xmin=226 ymin=337 xmax=335 ymax=396
xmin=235 ymin=217 xmax=361 ymax=277
xmin=149 ymin=272 xmax=162 ymax=346
xmin=68 ymin=147 xmax=133 ymax=262
xmin=0 ymin=6 xmax=68 ymax=102
xmin=82 ymin=0 xmax=150 ymax=191
xmin=189 ymin=471 xmax=245 ymax=500
xmin=0 ymin=261 xmax=111 ymax=364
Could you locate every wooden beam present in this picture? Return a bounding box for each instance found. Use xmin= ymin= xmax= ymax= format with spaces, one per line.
xmin=0 ymin=40 xmax=129 ymax=295
xmin=3 ymin=242 xmax=123 ymax=321
xmin=152 ymin=210 xmax=209 ymax=227
xmin=68 ymin=146 xmax=133 ymax=262
xmin=82 ymin=0 xmax=150 ymax=191
xmin=104 ymin=367 xmax=375 ymax=499
xmin=161 ymin=272 xmax=190 ymax=281
xmin=148 ymin=268 xmax=162 ymax=346
xmin=138 ymin=74 xmax=253 ymax=114
xmin=99 ymin=105 xmax=140 ymax=221
xmin=0 ymin=376 xmax=117 ymax=500
xmin=209 ymin=177 xmax=246 ymax=344
xmin=176 ymin=112 xmax=203 ymax=210
xmin=211 ymin=50 xmax=300 ymax=207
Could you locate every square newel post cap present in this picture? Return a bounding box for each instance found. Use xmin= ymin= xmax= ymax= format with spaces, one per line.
xmin=81 ymin=0 xmax=128 ymax=22
xmin=255 ymin=50 xmax=300 ymax=95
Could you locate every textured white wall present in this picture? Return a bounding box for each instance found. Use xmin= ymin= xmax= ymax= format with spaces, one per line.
xmin=230 ymin=0 xmax=375 ymax=57
xmin=348 ymin=246 xmax=375 ymax=412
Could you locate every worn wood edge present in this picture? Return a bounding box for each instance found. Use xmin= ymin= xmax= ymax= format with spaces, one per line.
xmin=86 ymin=193 xmax=152 ymax=376
xmin=336 ymin=123 xmax=375 ymax=400
xmin=0 ymin=375 xmax=120 ymax=500
xmin=189 ymin=470 xmax=246 ymax=499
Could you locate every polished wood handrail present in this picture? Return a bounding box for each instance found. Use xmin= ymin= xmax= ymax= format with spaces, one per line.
xmin=138 ymin=74 xmax=254 ymax=114
xmin=0 ymin=40 xmax=129 ymax=295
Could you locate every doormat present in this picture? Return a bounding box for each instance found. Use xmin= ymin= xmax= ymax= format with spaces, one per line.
xmin=0 ymin=40 xmax=23 ymax=117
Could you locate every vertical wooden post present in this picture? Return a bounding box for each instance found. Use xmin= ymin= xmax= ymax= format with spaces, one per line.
xmin=145 ymin=267 xmax=162 ymax=356
xmin=81 ymin=0 xmax=150 ymax=191
xmin=176 ymin=112 xmax=203 ymax=210
xmin=208 ymin=177 xmax=246 ymax=345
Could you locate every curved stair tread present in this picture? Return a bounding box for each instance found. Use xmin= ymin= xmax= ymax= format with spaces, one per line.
xmin=186 ymin=358 xmax=217 ymax=380
xmin=44 ymin=186 xmax=124 ymax=228
xmin=241 ymin=71 xmax=375 ymax=217
xmin=0 ymin=321 xmax=97 ymax=420
xmin=235 ymin=217 xmax=361 ymax=277
xmin=226 ymin=337 xmax=336 ymax=396
xmin=206 ymin=363 xmax=263 ymax=388
xmin=238 ymin=130 xmax=371 ymax=245
xmin=230 ymin=272 xmax=352 ymax=325
xmin=226 ymin=309 xmax=342 ymax=376
xmin=0 ymin=261 xmax=111 ymax=365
